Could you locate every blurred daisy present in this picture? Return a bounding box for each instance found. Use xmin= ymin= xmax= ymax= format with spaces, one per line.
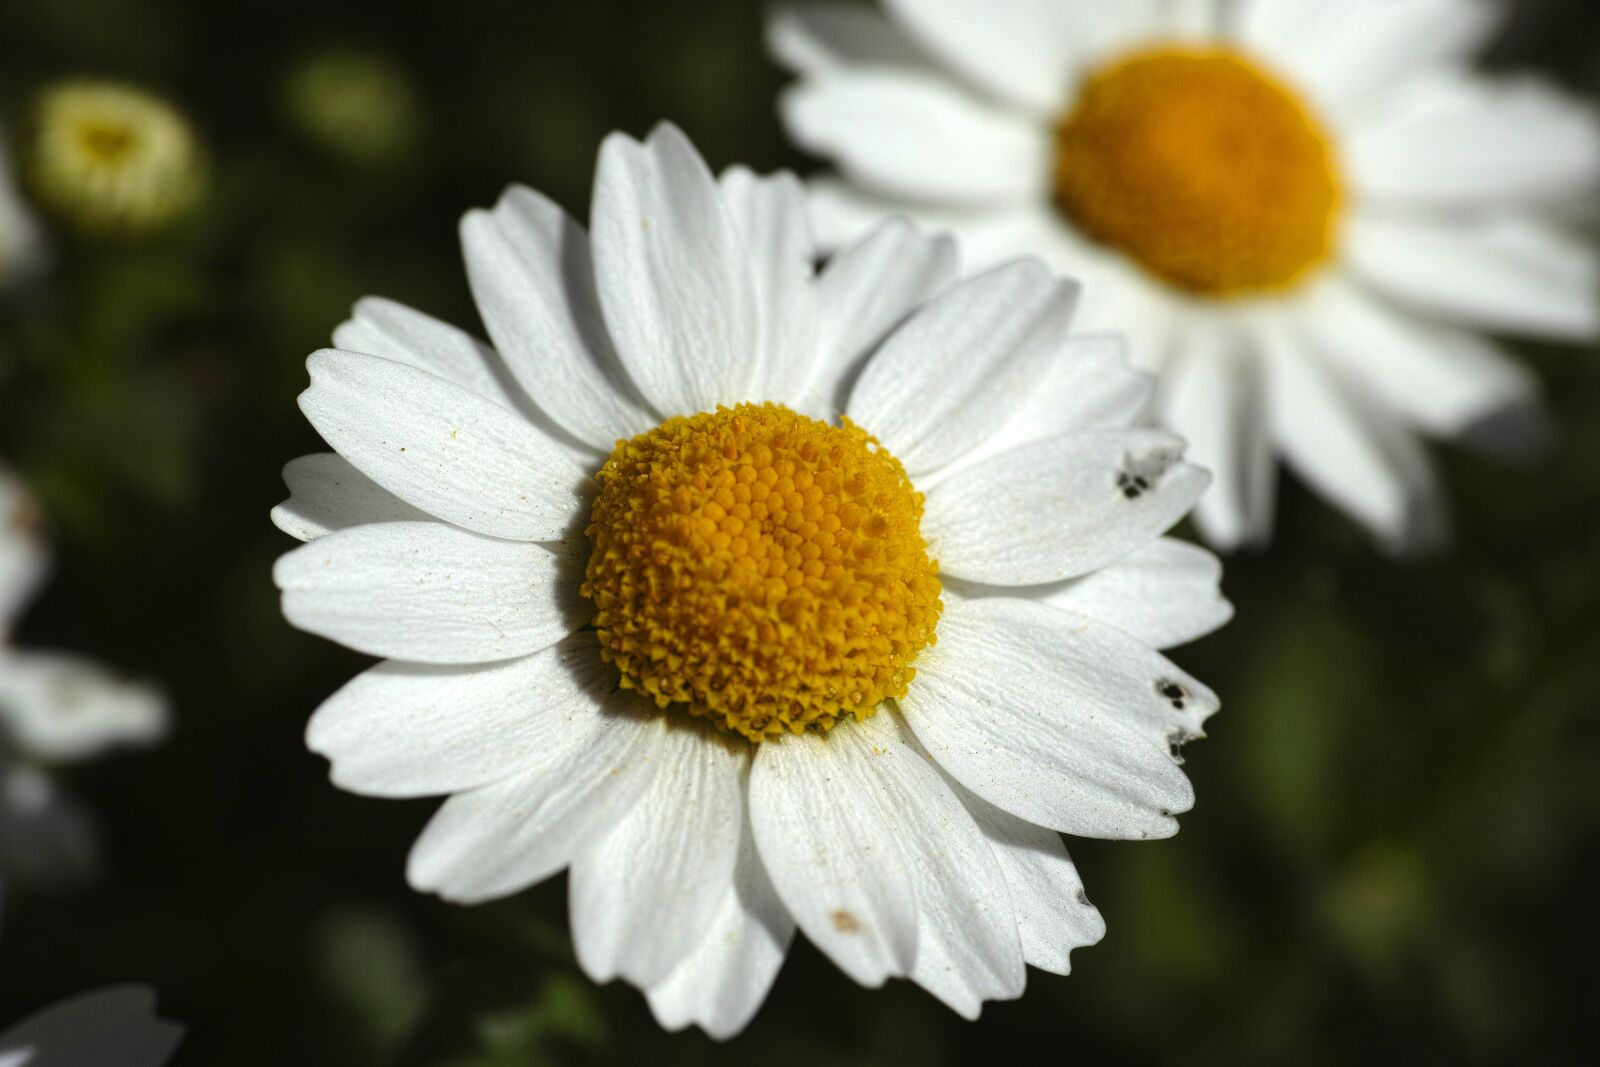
xmin=275 ymin=123 xmax=1230 ymax=1038
xmin=0 ymin=985 xmax=182 ymax=1066
xmin=28 ymin=80 xmax=205 ymax=234
xmin=0 ymin=129 xmax=44 ymax=290
xmin=0 ymin=468 xmax=168 ymax=915
xmin=772 ymin=0 xmax=1600 ymax=550
xmin=282 ymin=49 xmax=421 ymax=167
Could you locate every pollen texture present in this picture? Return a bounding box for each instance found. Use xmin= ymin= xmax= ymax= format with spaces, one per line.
xmin=582 ymin=404 xmax=941 ymax=742
xmin=1054 ymin=47 xmax=1341 ymax=297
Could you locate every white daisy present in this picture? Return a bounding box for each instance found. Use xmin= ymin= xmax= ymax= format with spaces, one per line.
xmin=273 ymin=123 xmax=1230 ymax=1038
xmin=771 ymin=0 xmax=1600 ymax=550
xmin=0 ymin=985 xmax=182 ymax=1066
xmin=0 ymin=468 xmax=168 ymax=914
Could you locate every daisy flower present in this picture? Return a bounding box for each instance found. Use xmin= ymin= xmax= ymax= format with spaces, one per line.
xmin=28 ymin=81 xmax=205 ymax=235
xmin=772 ymin=0 xmax=1600 ymax=550
xmin=281 ymin=49 xmax=421 ymax=167
xmin=0 ymin=468 xmax=168 ymax=915
xmin=274 ymin=123 xmax=1229 ymax=1038
xmin=0 ymin=985 xmax=183 ymax=1066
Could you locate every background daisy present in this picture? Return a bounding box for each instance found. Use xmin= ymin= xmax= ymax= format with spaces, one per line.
xmin=27 ymin=80 xmax=206 ymax=236
xmin=274 ymin=123 xmax=1230 ymax=1038
xmin=0 ymin=468 xmax=167 ymax=922
xmin=773 ymin=0 xmax=1600 ymax=551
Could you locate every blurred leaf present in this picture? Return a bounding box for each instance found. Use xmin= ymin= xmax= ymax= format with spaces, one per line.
xmin=314 ymin=906 xmax=431 ymax=1058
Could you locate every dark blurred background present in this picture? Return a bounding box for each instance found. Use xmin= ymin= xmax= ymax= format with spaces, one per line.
xmin=0 ymin=0 xmax=1597 ymax=1063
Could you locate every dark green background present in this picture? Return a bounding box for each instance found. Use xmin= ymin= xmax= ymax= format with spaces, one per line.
xmin=1 ymin=1 xmax=1597 ymax=1062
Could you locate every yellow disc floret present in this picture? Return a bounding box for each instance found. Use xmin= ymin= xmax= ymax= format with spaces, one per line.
xmin=582 ymin=404 xmax=941 ymax=742
xmin=1054 ymin=47 xmax=1341 ymax=297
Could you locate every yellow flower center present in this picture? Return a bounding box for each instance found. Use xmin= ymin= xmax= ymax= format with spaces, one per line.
xmin=1054 ymin=46 xmax=1341 ymax=297
xmin=582 ymin=403 xmax=941 ymax=743
xmin=78 ymin=123 xmax=136 ymax=163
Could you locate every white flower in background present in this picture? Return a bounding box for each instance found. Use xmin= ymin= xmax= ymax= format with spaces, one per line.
xmin=28 ymin=81 xmax=205 ymax=235
xmin=274 ymin=123 xmax=1230 ymax=1039
xmin=0 ymin=985 xmax=182 ymax=1067
xmin=0 ymin=469 xmax=168 ymax=915
xmin=772 ymin=0 xmax=1600 ymax=551
xmin=0 ymin=129 xmax=44 ymax=291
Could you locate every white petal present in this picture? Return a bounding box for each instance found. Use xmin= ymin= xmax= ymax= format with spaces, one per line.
xmin=1347 ymin=71 xmax=1600 ymax=209
xmin=923 ymin=430 xmax=1209 ymax=585
xmin=571 ymin=727 xmax=748 ymax=987
xmin=0 ymin=761 xmax=96 ymax=888
xmin=804 ymin=176 xmax=924 ymax=251
xmin=859 ymin=712 xmax=1025 ymax=1020
xmin=0 ymin=650 xmax=167 ymax=763
xmin=879 ymin=0 xmax=1076 ymax=114
xmin=768 ymin=1 xmax=934 ymax=75
xmin=1072 ymin=269 xmax=1180 ymax=379
xmin=1239 ymin=0 xmax=1501 ymax=116
xmin=1024 ymin=333 xmax=1153 ymax=433
xmin=781 ymin=71 xmax=1051 ymax=204
xmin=719 ymin=166 xmax=822 ymax=406
xmin=953 ymin=782 xmax=1105 ymax=975
xmin=803 ymin=178 xmax=1043 ymax=266
xmin=0 ymin=986 xmax=183 ymax=1067
xmin=847 ymin=260 xmax=1081 ymax=475
xmin=460 ymin=186 xmax=656 ymax=449
xmin=271 ymin=453 xmax=429 ymax=543
xmin=646 ymin=824 xmax=795 ymax=1041
xmin=1030 ymin=537 xmax=1232 ymax=650
xmin=1345 ymin=211 xmax=1599 ymax=342
xmin=898 ymin=596 xmax=1213 ymax=839
xmin=930 ymin=211 xmax=1179 ymax=380
xmin=274 ymin=521 xmax=585 ymax=664
xmin=1164 ymin=0 xmax=1227 ymax=39
xmin=1102 ymin=1 xmax=1191 ymax=50
xmin=298 ymin=349 xmax=588 ymax=541
xmin=1158 ymin=321 xmax=1276 ymax=551
xmin=948 ymin=333 xmax=1155 ymax=475
xmin=1296 ymin=275 xmax=1541 ymax=439
xmin=407 ymin=705 xmax=666 ymax=903
xmin=0 ymin=471 xmax=48 ymax=635
xmin=1350 ymin=391 xmax=1452 ymax=556
xmin=1346 ymin=390 xmax=1452 ymax=554
xmin=802 ymin=181 xmax=1178 ymax=375
xmin=305 ymin=635 xmax=613 ymax=799
xmin=331 ymin=296 xmax=529 ymax=416
xmin=802 ymin=215 xmax=959 ymax=418
xmin=590 ymin=123 xmax=759 ymax=417
xmin=747 ymin=727 xmax=918 ymax=987
xmin=1255 ymin=315 xmax=1421 ymax=545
